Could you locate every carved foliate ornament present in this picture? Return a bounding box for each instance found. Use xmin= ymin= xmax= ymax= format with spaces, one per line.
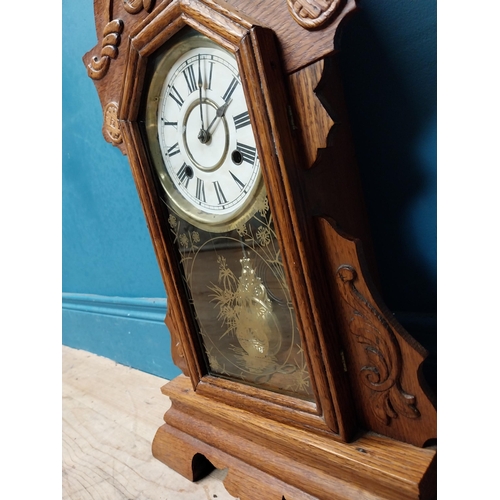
xmin=287 ymin=0 xmax=344 ymax=29
xmin=87 ymin=19 xmax=124 ymax=80
xmin=102 ymin=102 xmax=122 ymax=145
xmin=123 ymin=0 xmax=155 ymax=14
xmin=336 ymin=265 xmax=420 ymax=424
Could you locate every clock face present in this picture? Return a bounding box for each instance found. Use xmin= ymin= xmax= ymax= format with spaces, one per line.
xmin=149 ymin=35 xmax=262 ymax=231
xmin=144 ymin=29 xmax=314 ymax=402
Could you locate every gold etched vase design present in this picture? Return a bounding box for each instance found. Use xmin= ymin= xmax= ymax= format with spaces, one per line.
xmin=233 ymin=257 xmax=282 ymax=360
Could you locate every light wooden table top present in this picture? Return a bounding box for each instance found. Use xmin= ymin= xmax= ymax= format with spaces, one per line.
xmin=62 ymin=345 xmax=237 ymax=499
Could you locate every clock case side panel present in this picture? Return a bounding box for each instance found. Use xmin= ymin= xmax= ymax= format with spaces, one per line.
xmin=286 ymin=52 xmax=437 ymax=447
xmin=316 ymin=216 xmax=438 ymax=447
xmin=118 ymin=0 xmax=357 ymax=440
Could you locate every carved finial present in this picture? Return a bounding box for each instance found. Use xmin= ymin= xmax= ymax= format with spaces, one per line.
xmin=287 ymin=0 xmax=344 ymax=30
xmin=87 ymin=19 xmax=124 ymax=80
xmin=123 ymin=0 xmax=155 ymax=14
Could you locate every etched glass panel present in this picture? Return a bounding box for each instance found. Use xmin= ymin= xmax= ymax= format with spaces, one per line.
xmin=167 ymin=192 xmax=314 ymax=401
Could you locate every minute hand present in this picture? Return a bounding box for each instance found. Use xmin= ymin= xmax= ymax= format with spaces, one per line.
xmin=206 ymin=99 xmax=232 ymax=135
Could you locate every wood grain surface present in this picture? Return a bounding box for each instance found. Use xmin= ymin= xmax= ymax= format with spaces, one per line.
xmin=62 ymin=345 xmax=236 ymax=499
xmin=82 ymin=2 xmax=437 ymax=495
xmin=154 ymin=375 xmax=436 ymax=500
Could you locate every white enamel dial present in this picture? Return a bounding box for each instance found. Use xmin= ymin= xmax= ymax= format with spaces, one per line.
xmin=155 ymin=42 xmax=261 ymax=226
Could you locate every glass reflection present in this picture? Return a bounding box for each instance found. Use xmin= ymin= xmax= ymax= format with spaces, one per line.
xmin=167 ymin=191 xmax=314 ymax=401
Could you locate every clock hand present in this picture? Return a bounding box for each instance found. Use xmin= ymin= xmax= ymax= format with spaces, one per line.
xmin=206 ymin=99 xmax=233 ymax=136
xmin=197 ymin=55 xmax=210 ymax=144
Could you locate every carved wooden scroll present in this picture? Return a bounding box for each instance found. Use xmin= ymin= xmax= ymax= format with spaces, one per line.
xmin=314 ymin=215 xmax=436 ymax=447
xmin=83 ymin=0 xmax=157 ymax=154
xmin=336 ymin=264 xmax=421 ymax=425
xmin=87 ymin=19 xmax=124 ymax=80
xmin=287 ymin=0 xmax=345 ymax=29
xmin=123 ymin=0 xmax=156 ymax=14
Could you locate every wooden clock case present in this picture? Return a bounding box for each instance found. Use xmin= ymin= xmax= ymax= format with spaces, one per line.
xmin=83 ymin=1 xmax=437 ymax=499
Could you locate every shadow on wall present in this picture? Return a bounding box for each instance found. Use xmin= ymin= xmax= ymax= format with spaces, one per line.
xmin=337 ymin=6 xmax=437 ymax=391
xmin=338 ymin=7 xmax=436 ymax=315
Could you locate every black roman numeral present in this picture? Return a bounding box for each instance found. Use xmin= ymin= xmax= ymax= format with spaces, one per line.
xmin=234 ymin=111 xmax=251 ymax=129
xmin=169 ymin=86 xmax=184 ymax=108
xmin=167 ymin=143 xmax=180 ymax=157
xmin=207 ymin=57 xmax=215 ymax=90
xmin=196 ymin=178 xmax=206 ymax=202
xmin=213 ymin=181 xmax=227 ymax=205
xmin=177 ymin=163 xmax=192 ymax=188
xmin=230 ymin=171 xmax=245 ymax=191
xmin=162 ymin=119 xmax=177 ymax=127
xmin=183 ymin=65 xmax=197 ymax=94
xmin=222 ymin=77 xmax=238 ymax=102
xmin=236 ymin=142 xmax=257 ymax=164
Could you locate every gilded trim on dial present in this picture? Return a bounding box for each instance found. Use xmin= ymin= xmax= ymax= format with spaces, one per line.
xmin=145 ymin=31 xmax=263 ymax=233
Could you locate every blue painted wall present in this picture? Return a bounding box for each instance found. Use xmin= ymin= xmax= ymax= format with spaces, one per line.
xmin=62 ymin=0 xmax=177 ymax=379
xmin=62 ymin=0 xmax=436 ymax=385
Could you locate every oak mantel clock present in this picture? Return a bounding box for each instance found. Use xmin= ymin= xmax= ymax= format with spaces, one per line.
xmin=84 ymin=1 xmax=437 ymax=498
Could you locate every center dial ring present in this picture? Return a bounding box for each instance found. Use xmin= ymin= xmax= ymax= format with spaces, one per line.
xmin=182 ymin=98 xmax=229 ymax=173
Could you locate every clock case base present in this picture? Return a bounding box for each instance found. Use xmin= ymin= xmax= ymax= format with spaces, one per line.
xmin=152 ymin=376 xmax=436 ymax=500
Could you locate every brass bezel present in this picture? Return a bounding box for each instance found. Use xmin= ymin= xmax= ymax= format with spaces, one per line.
xmin=144 ymin=28 xmax=265 ymax=233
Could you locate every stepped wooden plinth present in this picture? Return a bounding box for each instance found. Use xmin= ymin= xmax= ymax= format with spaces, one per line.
xmin=152 ymin=376 xmax=436 ymax=500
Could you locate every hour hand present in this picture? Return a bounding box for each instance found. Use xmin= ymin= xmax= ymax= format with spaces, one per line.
xmin=206 ymin=99 xmax=232 ymax=135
